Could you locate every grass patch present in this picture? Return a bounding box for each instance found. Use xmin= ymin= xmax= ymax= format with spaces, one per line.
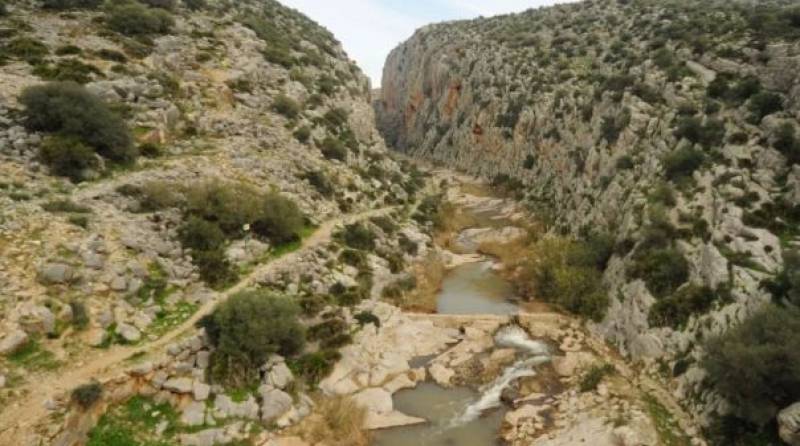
xmin=579 ymin=363 xmax=615 ymax=392
xmin=148 ymin=301 xmax=198 ymax=337
xmin=642 ymin=394 xmax=692 ymax=446
xmin=7 ymin=339 xmax=61 ymax=371
xmin=87 ymin=396 xmax=180 ymax=446
xmin=301 ymin=395 xmax=370 ymax=446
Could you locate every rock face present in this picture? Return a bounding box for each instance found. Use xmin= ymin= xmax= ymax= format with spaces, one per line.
xmin=378 ymin=0 xmax=800 ymax=425
xmin=779 ymin=402 xmax=800 ymax=446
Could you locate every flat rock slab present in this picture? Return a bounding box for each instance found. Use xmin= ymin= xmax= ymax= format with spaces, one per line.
xmin=365 ymin=410 xmax=427 ymax=430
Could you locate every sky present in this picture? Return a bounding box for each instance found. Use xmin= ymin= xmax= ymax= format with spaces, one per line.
xmin=278 ymin=0 xmax=572 ymax=86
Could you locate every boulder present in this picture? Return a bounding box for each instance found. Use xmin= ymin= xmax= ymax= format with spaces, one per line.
xmin=163 ymin=377 xmax=193 ymax=394
xmin=0 ymin=329 xmax=29 ymax=355
xmin=352 ymin=388 xmax=393 ymax=414
xmin=552 ymin=352 xmax=596 ymax=377
xmin=38 ymin=263 xmax=76 ymax=284
xmin=193 ymin=381 xmax=211 ymax=401
xmin=266 ymin=362 xmax=294 ymax=390
xmin=181 ymin=401 xmax=206 ymax=426
xmin=779 ymin=402 xmax=800 ymax=446
xmin=115 ymin=323 xmax=141 ymax=343
xmin=213 ymin=394 xmax=259 ymax=420
xmin=259 ymin=386 xmax=293 ymax=423
xmin=429 ymin=363 xmax=455 ymax=386
xmin=180 ymin=428 xmax=230 ymax=446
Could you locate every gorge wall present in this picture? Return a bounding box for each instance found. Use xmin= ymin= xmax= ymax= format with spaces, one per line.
xmin=378 ymin=0 xmax=800 ymax=429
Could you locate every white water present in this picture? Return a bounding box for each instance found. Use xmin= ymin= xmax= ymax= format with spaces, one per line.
xmin=453 ymin=325 xmax=551 ymax=425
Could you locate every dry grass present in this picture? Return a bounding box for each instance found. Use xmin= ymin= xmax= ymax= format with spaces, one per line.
xmin=433 ymin=201 xmax=481 ymax=249
xmin=300 ymin=395 xmax=370 ymax=446
xmin=404 ymin=253 xmax=446 ymax=312
xmin=476 ymin=228 xmax=538 ymax=266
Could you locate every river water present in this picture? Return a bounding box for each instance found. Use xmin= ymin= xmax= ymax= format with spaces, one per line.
xmin=374 ymin=254 xmax=550 ymax=446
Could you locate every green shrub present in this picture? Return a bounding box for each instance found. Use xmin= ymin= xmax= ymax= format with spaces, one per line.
xmin=0 ymin=0 xmax=6 ymax=15
xmin=293 ymin=125 xmax=311 ymax=143
xmin=304 ymin=170 xmax=333 ymax=197
xmin=308 ymin=318 xmax=348 ymax=342
xmin=648 ymin=284 xmax=731 ymax=329
xmin=56 ymin=45 xmax=83 ymax=56
xmin=370 ymin=216 xmax=398 ymax=235
xmin=251 ymin=191 xmax=304 ymax=244
xmin=20 ymin=82 xmax=135 ymax=164
xmin=748 ymin=91 xmax=783 ymax=122
xmin=140 ymin=0 xmax=175 ymax=10
xmin=179 ymin=216 xmax=225 ymax=252
xmin=39 ymin=135 xmax=98 ymax=182
xmin=70 ymin=301 xmax=90 ymax=330
xmin=579 ymin=363 xmax=615 ymax=392
xmin=336 ymin=223 xmax=376 ymax=251
xmin=106 ymin=2 xmax=174 ymax=36
xmin=629 ymin=247 xmax=689 ymax=298
xmin=703 ymin=304 xmax=800 ymax=426
xmin=663 ymin=146 xmax=704 ymax=181
xmin=762 ymin=250 xmax=800 ymax=306
xmin=599 ymin=108 xmax=631 ymax=145
xmin=32 ymin=59 xmax=103 ymax=84
xmin=273 ymin=95 xmax=301 ymax=119
xmin=523 ymin=154 xmax=536 ymax=169
xmin=185 ymin=181 xmax=264 ymax=236
xmin=192 ymin=247 xmax=237 ymax=288
xmin=2 ymin=37 xmax=49 ymax=64
xmin=42 ymin=0 xmax=102 ymax=9
xmin=339 ymin=249 xmax=367 ymax=268
xmin=354 ymin=311 xmax=380 ymax=328
xmin=289 ymin=350 xmax=341 ymax=386
xmin=183 ymin=0 xmax=206 ymax=10
xmin=71 ymin=382 xmax=103 ymax=410
xmin=95 ymin=48 xmax=128 ymax=63
xmin=42 ymin=199 xmax=91 ymax=214
xmin=525 ymin=238 xmax=610 ymax=321
xmin=649 ymin=181 xmax=676 ymax=206
xmin=320 ymin=136 xmax=347 ymax=161
xmin=200 ymin=290 xmax=305 ymax=387
xmin=674 ymin=116 xmax=725 ymax=148
xmin=773 ymin=122 xmax=800 ymax=164
xmin=263 ymin=45 xmax=294 ymax=68
xmin=616 ymin=155 xmax=635 ymax=170
xmin=138 ymin=142 xmax=162 ymax=158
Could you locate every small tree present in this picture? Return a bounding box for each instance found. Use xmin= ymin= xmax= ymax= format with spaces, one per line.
xmin=663 ymin=146 xmax=704 ymax=182
xmin=252 ymin=191 xmax=304 ymax=244
xmin=629 ymin=247 xmax=689 ymax=298
xmin=71 ymin=382 xmax=103 ymax=410
xmin=38 ymin=136 xmax=98 ymax=182
xmin=42 ymin=0 xmax=102 ymax=9
xmin=106 ymin=2 xmax=174 ymax=36
xmin=200 ymin=291 xmax=305 ymax=387
xmin=748 ymin=91 xmax=783 ymax=122
xmin=272 ymin=95 xmax=301 ymax=119
xmin=703 ymin=304 xmax=800 ymax=426
xmin=20 ymin=82 xmax=135 ymax=164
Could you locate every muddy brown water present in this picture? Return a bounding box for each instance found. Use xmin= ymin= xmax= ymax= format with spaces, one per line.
xmin=372 ymin=382 xmax=506 ymax=446
xmin=436 ymin=260 xmax=519 ymax=315
xmin=373 ymin=254 xmax=522 ymax=445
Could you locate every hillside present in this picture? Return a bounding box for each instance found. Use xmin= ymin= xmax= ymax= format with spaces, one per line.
xmin=0 ymin=1 xmax=433 ymax=444
xmin=378 ymin=0 xmax=800 ymax=443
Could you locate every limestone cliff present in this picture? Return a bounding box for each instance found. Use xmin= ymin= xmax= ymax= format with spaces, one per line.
xmin=378 ymin=0 xmax=800 ymax=427
xmin=0 ymin=1 xmax=422 ymax=443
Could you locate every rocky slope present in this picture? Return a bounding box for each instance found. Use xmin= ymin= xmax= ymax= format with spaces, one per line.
xmin=0 ymin=0 xmax=429 ymax=444
xmin=378 ymin=0 xmax=800 ymax=438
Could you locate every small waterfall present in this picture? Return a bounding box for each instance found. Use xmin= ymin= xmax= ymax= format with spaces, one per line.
xmin=452 ymin=325 xmax=551 ymax=425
